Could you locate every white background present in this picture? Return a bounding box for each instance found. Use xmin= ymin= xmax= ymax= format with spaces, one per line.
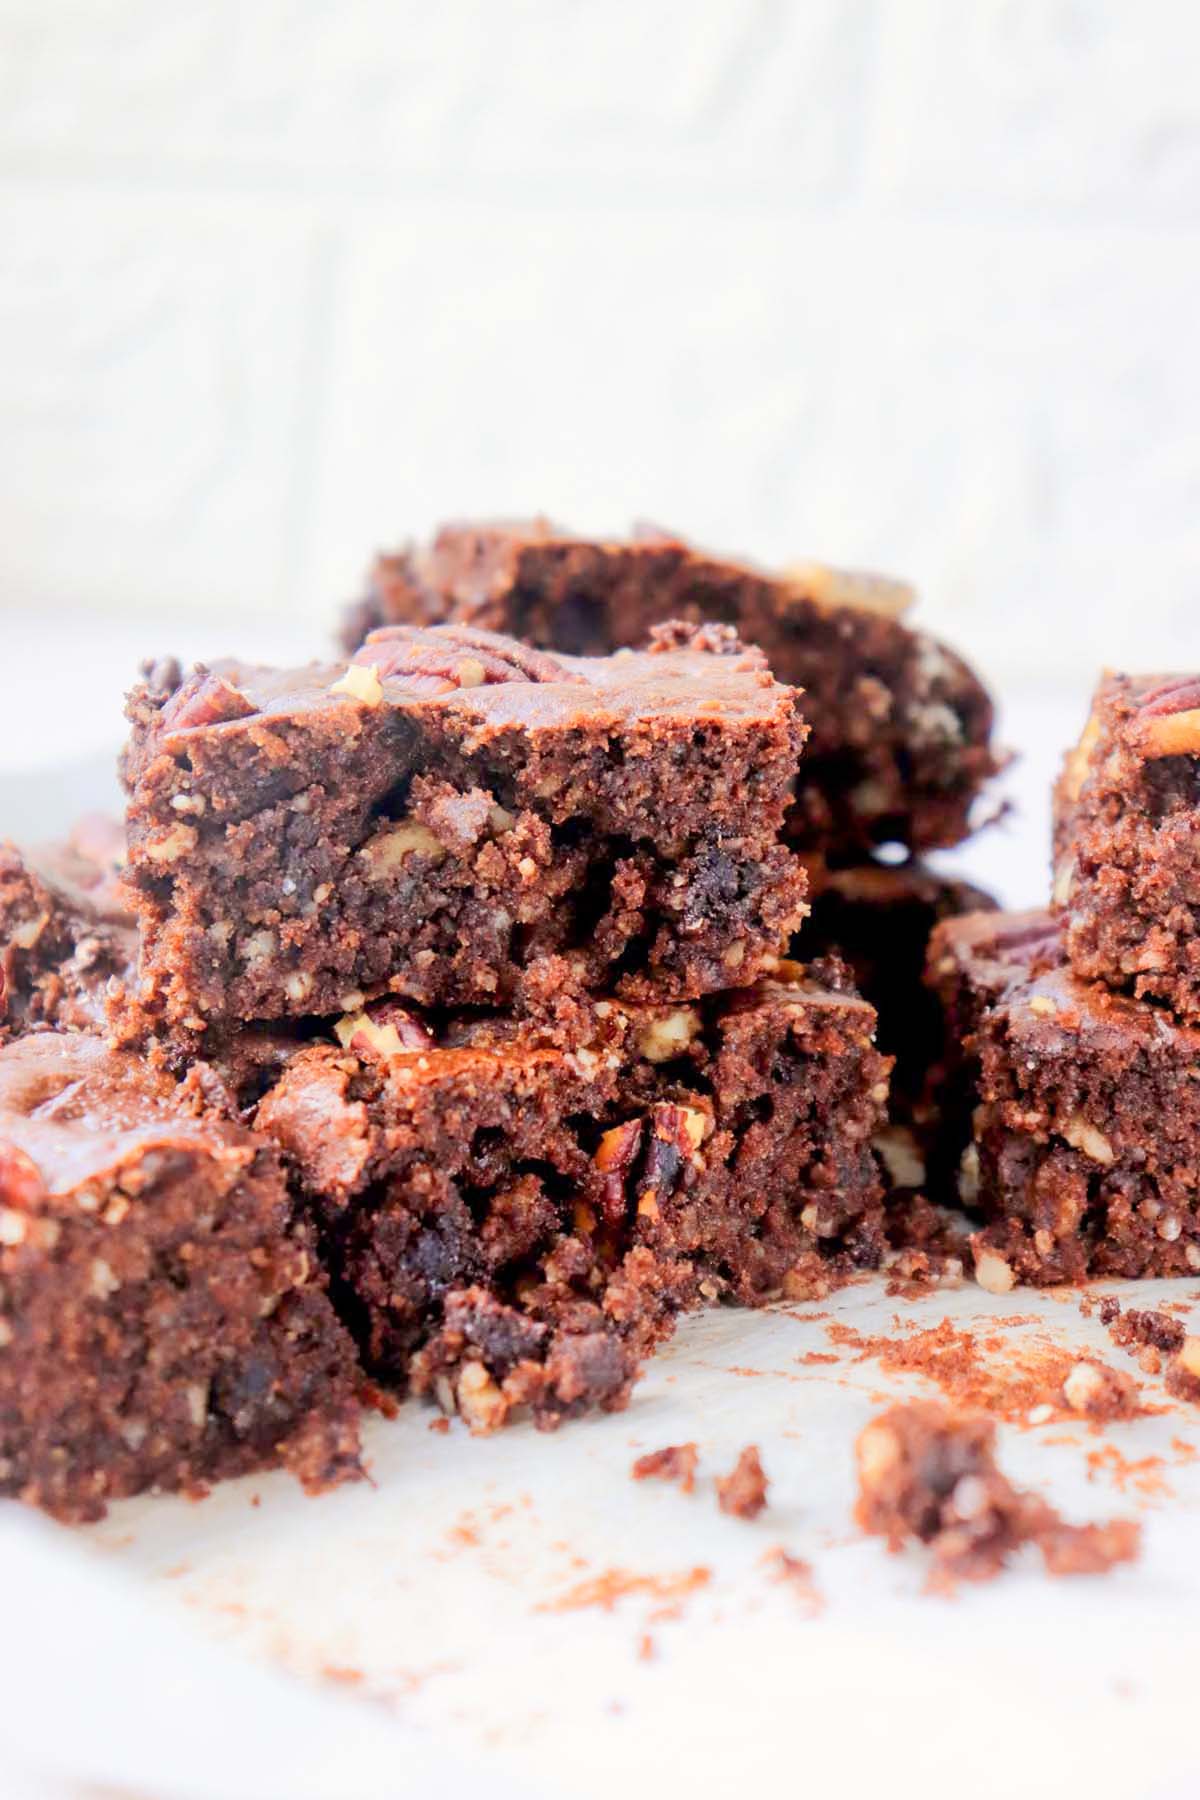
xmin=3 ymin=0 xmax=1200 ymax=688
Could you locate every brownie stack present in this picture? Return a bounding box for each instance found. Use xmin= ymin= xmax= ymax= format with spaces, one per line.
xmin=926 ymin=672 xmax=1200 ymax=1288
xmin=0 ymin=520 xmax=1006 ymax=1518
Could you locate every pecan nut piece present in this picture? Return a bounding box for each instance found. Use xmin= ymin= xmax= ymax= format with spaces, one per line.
xmin=160 ymin=669 xmax=258 ymax=732
xmin=594 ymin=1118 xmax=645 ymax=1224
xmin=355 ymin=623 xmax=581 ymax=693
xmin=1133 ymin=676 xmax=1200 ymax=758
xmin=334 ymin=997 xmax=436 ymax=1058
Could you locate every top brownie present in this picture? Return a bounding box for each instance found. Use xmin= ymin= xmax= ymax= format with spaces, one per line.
xmin=121 ymin=623 xmax=809 ymax=1045
xmin=341 ymin=520 xmax=1001 ymax=857
xmin=1054 ymin=672 xmax=1200 ymax=1022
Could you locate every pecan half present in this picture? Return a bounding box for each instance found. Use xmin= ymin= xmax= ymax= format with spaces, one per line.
xmin=161 ymin=669 xmax=258 ymax=732
xmin=1130 ymin=678 xmax=1200 ymax=758
xmin=355 ymin=623 xmax=581 ymax=693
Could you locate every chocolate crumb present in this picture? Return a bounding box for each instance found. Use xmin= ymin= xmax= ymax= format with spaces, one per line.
xmin=716 ymin=1446 xmax=769 ymax=1519
xmin=1097 ymin=1298 xmax=1186 ymax=1357
xmin=855 ymin=1400 xmax=1140 ymax=1590
xmin=632 ymin=1443 xmax=699 ymax=1494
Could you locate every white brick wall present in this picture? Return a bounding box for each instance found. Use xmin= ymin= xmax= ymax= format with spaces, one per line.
xmin=1 ymin=0 xmax=1199 ymax=684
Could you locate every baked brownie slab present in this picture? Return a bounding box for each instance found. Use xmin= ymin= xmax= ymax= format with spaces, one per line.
xmin=1054 ymin=671 xmax=1200 ymax=1021
xmin=0 ymin=818 xmax=135 ymax=1040
xmin=0 ymin=1034 xmax=361 ymax=1520
xmin=121 ymin=624 xmax=809 ymax=1047
xmin=255 ymin=967 xmax=891 ymax=1431
xmin=342 ymin=520 xmax=1001 ymax=857
xmin=927 ymin=908 xmax=1200 ymax=1288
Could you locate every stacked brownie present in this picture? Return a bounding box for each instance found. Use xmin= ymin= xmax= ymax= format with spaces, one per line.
xmin=103 ymin=617 xmax=899 ymax=1445
xmin=0 ymin=521 xmax=1008 ymax=1517
xmin=927 ymin=672 xmax=1200 ymax=1287
xmin=344 ymin=520 xmax=1005 ymax=1171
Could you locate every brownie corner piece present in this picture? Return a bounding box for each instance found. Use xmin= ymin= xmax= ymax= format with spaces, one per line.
xmin=0 ymin=1033 xmax=362 ymax=1520
xmin=341 ymin=518 xmax=1002 ymax=857
xmin=120 ymin=625 xmax=809 ymax=1040
xmin=1054 ymin=670 xmax=1200 ymax=1021
xmin=253 ymin=968 xmax=890 ymax=1432
xmin=926 ymin=907 xmax=1200 ymax=1287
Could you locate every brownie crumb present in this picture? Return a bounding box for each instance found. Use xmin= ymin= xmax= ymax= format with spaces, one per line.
xmin=1097 ymin=1298 xmax=1186 ymax=1357
xmin=855 ymin=1401 xmax=1140 ymax=1590
xmin=632 ymin=1443 xmax=699 ymax=1494
xmin=1060 ymin=1359 xmax=1140 ymax=1422
xmin=762 ymin=1546 xmax=824 ymax=1617
xmin=1165 ymin=1338 xmax=1200 ymax=1403
xmin=716 ymin=1446 xmax=769 ymax=1520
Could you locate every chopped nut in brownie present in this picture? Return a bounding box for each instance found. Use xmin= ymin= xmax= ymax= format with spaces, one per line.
xmin=340 ymin=520 xmax=1002 ymax=859
xmin=631 ymin=1444 xmax=699 ymax=1493
xmin=855 ymin=1401 xmax=1140 ymax=1589
xmin=716 ymin=1446 xmax=769 ymax=1520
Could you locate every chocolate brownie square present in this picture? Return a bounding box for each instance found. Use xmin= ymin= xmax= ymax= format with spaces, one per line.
xmin=254 ymin=967 xmax=891 ymax=1431
xmin=0 ymin=1033 xmax=362 ymax=1519
xmin=926 ymin=908 xmax=1200 ymax=1288
xmin=1054 ymin=672 xmax=1200 ymax=1021
xmin=341 ymin=520 xmax=1001 ymax=857
xmin=121 ymin=624 xmax=809 ymax=1050
xmin=0 ymin=818 xmax=135 ymax=1040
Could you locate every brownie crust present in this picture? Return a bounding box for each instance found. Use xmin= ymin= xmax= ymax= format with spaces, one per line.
xmin=1054 ymin=671 xmax=1200 ymax=1022
xmin=121 ymin=624 xmax=809 ymax=1047
xmin=0 ymin=1034 xmax=362 ymax=1519
xmin=255 ymin=969 xmax=891 ymax=1431
xmin=342 ymin=520 xmax=1001 ymax=858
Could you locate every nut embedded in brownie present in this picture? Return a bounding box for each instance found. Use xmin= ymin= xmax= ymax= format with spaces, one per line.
xmin=120 ymin=624 xmax=809 ymax=1049
xmin=0 ymin=818 xmax=136 ymax=1041
xmin=254 ymin=967 xmax=891 ymax=1433
xmin=340 ymin=520 xmax=1002 ymax=858
xmin=0 ymin=1033 xmax=362 ymax=1520
xmin=1054 ymin=671 xmax=1200 ymax=1022
xmin=926 ymin=907 xmax=1200 ymax=1287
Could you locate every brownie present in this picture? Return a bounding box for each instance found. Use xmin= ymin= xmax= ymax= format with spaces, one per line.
xmin=927 ymin=907 xmax=1200 ymax=1287
xmin=254 ymin=967 xmax=891 ymax=1431
xmin=0 ymin=817 xmax=136 ymax=1040
xmin=799 ymin=858 xmax=997 ymax=1139
xmin=1054 ymin=671 xmax=1200 ymax=1021
xmin=120 ymin=624 xmax=809 ymax=1049
xmin=923 ymin=907 xmax=1062 ymax=1203
xmin=0 ymin=1033 xmax=362 ymax=1520
xmin=341 ymin=521 xmax=1001 ymax=857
